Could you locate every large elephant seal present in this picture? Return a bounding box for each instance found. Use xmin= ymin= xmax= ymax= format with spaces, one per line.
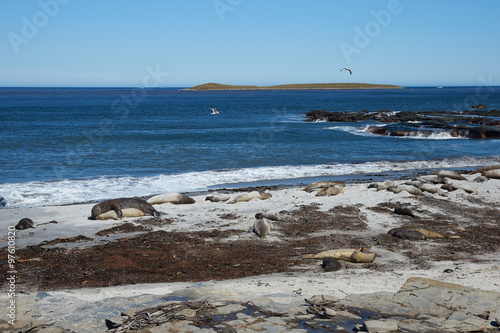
xmin=91 ymin=198 xmax=159 ymax=220
xmin=228 ymin=191 xmax=272 ymax=204
xmin=95 ymin=208 xmax=145 ymax=220
xmin=482 ymin=169 xmax=500 ymax=179
xmin=147 ymin=193 xmax=195 ymax=205
xmin=304 ymin=181 xmax=344 ymax=193
xmin=316 ymin=184 xmax=345 ymax=197
xmin=432 ymin=170 xmax=466 ymax=181
xmin=15 ymin=218 xmax=35 ymax=230
xmin=472 ymin=164 xmax=500 ymax=174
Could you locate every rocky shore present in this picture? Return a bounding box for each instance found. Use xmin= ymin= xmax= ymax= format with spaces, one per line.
xmin=305 ymin=109 xmax=500 ymax=139
xmin=1 ymin=166 xmax=500 ymax=332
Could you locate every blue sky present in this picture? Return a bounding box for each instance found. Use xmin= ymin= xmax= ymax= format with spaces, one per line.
xmin=1 ymin=0 xmax=499 ymax=87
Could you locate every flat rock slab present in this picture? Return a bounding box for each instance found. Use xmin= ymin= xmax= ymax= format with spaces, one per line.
xmin=341 ymin=277 xmax=500 ymax=332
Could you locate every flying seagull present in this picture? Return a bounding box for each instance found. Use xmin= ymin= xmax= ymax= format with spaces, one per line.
xmin=209 ymin=107 xmax=221 ymax=114
xmin=340 ymin=68 xmax=352 ymax=75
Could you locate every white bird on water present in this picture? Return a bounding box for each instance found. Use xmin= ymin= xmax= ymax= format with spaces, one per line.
xmin=340 ymin=68 xmax=352 ymax=75
xmin=209 ymin=107 xmax=221 ymax=114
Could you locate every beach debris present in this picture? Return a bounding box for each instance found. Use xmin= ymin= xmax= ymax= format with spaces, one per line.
xmin=205 ymin=193 xmax=230 ymax=202
xmin=255 ymin=212 xmax=279 ymax=221
xmin=320 ymin=258 xmax=342 ymax=272
xmin=252 ymin=219 xmax=271 ymax=238
xmin=432 ymin=170 xmax=467 ymax=181
xmin=394 ymin=207 xmax=415 ymax=217
xmin=483 ymin=169 xmax=500 ymax=179
xmin=388 ymin=227 xmax=460 ymax=239
xmin=316 ymin=184 xmax=346 ymax=197
xmin=108 ymin=300 xmax=215 ymax=332
xmin=304 ymin=180 xmax=344 ymax=193
xmin=95 ymin=208 xmax=145 ymax=220
xmin=147 ymin=193 xmax=196 ymax=205
xmin=15 ymin=218 xmax=35 ymax=230
xmin=471 ymin=164 xmax=500 ymax=174
xmin=340 ymin=67 xmax=352 ymax=75
xmin=303 ymin=247 xmax=377 ymax=263
xmin=228 ymin=191 xmax=272 ymax=203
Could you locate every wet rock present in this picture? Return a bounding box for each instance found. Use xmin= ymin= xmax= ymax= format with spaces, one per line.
xmin=364 ymin=319 xmax=398 ymax=332
xmin=321 ymin=258 xmax=342 ymax=272
xmin=393 ymin=207 xmax=415 ymax=217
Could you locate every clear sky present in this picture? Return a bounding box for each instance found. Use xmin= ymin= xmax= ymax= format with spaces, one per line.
xmin=1 ymin=0 xmax=499 ymax=87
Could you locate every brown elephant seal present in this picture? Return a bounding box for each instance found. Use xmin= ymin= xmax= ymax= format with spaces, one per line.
xmin=228 ymin=191 xmax=272 ymax=204
xmin=482 ymin=169 xmax=500 ymax=179
xmin=387 ymin=185 xmax=423 ymax=196
xmin=304 ymin=181 xmax=344 ymax=193
xmin=147 ymin=193 xmax=195 ymax=205
xmin=321 ymin=258 xmax=342 ymax=272
xmin=91 ymin=198 xmax=159 ymax=220
xmin=376 ymin=180 xmax=395 ymax=191
xmin=316 ymin=184 xmax=345 ymax=197
xmin=432 ymin=170 xmax=466 ymax=181
xmin=15 ymin=218 xmax=35 ymax=230
xmin=303 ymin=247 xmax=376 ymax=263
xmin=388 ymin=227 xmax=460 ymax=239
xmin=252 ymin=219 xmax=271 ymax=238
xmin=471 ymin=164 xmax=500 ymax=174
xmin=95 ymin=208 xmax=145 ymax=220
xmin=205 ymin=193 xmax=230 ymax=202
xmin=418 ymin=183 xmax=443 ymax=195
xmin=394 ymin=207 xmax=415 ymax=217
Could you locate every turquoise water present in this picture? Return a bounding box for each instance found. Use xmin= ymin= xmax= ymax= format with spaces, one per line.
xmin=1 ymin=86 xmax=499 ymax=207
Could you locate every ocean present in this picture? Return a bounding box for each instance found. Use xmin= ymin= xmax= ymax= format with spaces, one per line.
xmin=1 ymin=86 xmax=499 ymax=208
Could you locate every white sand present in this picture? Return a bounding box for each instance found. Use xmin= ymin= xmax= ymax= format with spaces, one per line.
xmin=1 ymin=174 xmax=500 ymax=329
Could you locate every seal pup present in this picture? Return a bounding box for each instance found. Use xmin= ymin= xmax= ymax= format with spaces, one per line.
xmin=321 ymin=258 xmax=342 ymax=272
xmin=252 ymin=219 xmax=271 ymax=238
xmin=147 ymin=193 xmax=195 ymax=205
xmin=304 ymin=181 xmax=344 ymax=193
xmin=228 ymin=191 xmax=272 ymax=204
xmin=255 ymin=212 xmax=279 ymax=221
xmin=391 ymin=229 xmax=427 ymax=240
xmin=376 ymin=180 xmax=395 ymax=191
xmin=303 ymin=247 xmax=376 ymax=263
xmin=316 ymin=184 xmax=345 ymax=197
xmin=205 ymin=193 xmax=230 ymax=202
xmin=471 ymin=164 xmax=500 ymax=174
xmin=15 ymin=218 xmax=35 ymax=230
xmin=91 ymin=198 xmax=159 ymax=220
xmin=394 ymin=207 xmax=415 ymax=217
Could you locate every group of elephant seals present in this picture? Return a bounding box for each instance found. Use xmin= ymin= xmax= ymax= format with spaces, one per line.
xmin=15 ymin=218 xmax=35 ymax=230
xmin=147 ymin=193 xmax=195 ymax=205
xmin=91 ymin=198 xmax=159 ymax=220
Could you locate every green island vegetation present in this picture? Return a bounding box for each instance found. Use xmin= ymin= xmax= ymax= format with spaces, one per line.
xmin=186 ymin=82 xmax=404 ymax=90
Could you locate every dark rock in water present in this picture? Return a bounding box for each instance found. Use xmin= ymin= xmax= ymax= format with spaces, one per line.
xmin=471 ymin=104 xmax=487 ymax=109
xmin=0 ymin=196 xmax=6 ymax=207
xmin=15 ymin=218 xmax=35 ymax=230
xmin=468 ymin=128 xmax=500 ymax=139
xmin=321 ymin=258 xmax=342 ymax=272
xmin=394 ymin=207 xmax=415 ymax=217
xmin=392 ymin=229 xmax=427 ymax=240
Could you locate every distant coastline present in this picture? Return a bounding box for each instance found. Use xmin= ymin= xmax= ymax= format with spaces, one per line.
xmin=185 ymin=82 xmax=404 ymax=91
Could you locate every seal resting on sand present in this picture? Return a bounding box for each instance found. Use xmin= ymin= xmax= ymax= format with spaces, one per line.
xmin=482 ymin=169 xmax=500 ymax=179
xmin=228 ymin=191 xmax=272 ymax=204
xmin=91 ymin=198 xmax=159 ymax=220
xmin=303 ymin=247 xmax=376 ymax=263
xmin=94 ymin=208 xmax=145 ymax=220
xmin=432 ymin=170 xmax=466 ymax=181
xmin=304 ymin=181 xmax=344 ymax=193
xmin=147 ymin=193 xmax=195 ymax=205
xmin=316 ymin=184 xmax=345 ymax=197
xmin=205 ymin=193 xmax=230 ymax=202
xmin=15 ymin=218 xmax=35 ymax=230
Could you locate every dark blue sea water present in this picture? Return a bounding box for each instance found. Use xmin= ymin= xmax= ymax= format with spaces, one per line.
xmin=1 ymin=86 xmax=499 ymax=208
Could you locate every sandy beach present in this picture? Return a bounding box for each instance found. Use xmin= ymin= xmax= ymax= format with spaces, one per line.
xmin=1 ymin=168 xmax=500 ymax=332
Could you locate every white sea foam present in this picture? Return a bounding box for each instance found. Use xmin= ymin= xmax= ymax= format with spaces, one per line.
xmin=325 ymin=125 xmax=373 ymax=136
xmin=1 ymin=156 xmax=498 ymax=208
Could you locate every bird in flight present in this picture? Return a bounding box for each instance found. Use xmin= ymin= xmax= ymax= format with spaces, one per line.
xmin=209 ymin=107 xmax=221 ymax=114
xmin=340 ymin=68 xmax=352 ymax=75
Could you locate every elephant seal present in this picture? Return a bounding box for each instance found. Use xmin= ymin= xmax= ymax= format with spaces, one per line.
xmin=417 ymin=175 xmax=442 ymax=184
xmin=228 ymin=191 xmax=272 ymax=204
xmin=255 ymin=212 xmax=279 ymax=221
xmin=15 ymin=218 xmax=35 ymax=230
xmin=418 ymin=183 xmax=443 ymax=195
xmin=205 ymin=193 xmax=230 ymax=202
xmin=432 ymin=170 xmax=466 ymax=181
xmin=471 ymin=164 xmax=500 ymax=174
xmin=95 ymin=208 xmax=145 ymax=220
xmin=303 ymin=247 xmax=376 ymax=263
xmin=147 ymin=193 xmax=195 ymax=205
xmin=388 ymin=227 xmax=459 ymax=239
xmin=392 ymin=229 xmax=427 ymax=240
xmin=91 ymin=198 xmax=159 ymax=220
xmin=304 ymin=181 xmax=344 ymax=193
xmin=376 ymin=180 xmax=395 ymax=191
xmin=394 ymin=207 xmax=415 ymax=217
xmin=482 ymin=169 xmax=500 ymax=179
xmin=321 ymin=258 xmax=342 ymax=272
xmin=253 ymin=219 xmax=271 ymax=238
xmin=387 ymin=185 xmax=423 ymax=196
xmin=316 ymin=184 xmax=345 ymax=197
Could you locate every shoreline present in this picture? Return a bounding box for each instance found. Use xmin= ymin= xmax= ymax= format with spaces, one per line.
xmin=1 ymin=166 xmax=500 ymax=331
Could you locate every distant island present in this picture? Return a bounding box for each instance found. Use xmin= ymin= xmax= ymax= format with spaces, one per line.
xmin=185 ymin=82 xmax=404 ymax=91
